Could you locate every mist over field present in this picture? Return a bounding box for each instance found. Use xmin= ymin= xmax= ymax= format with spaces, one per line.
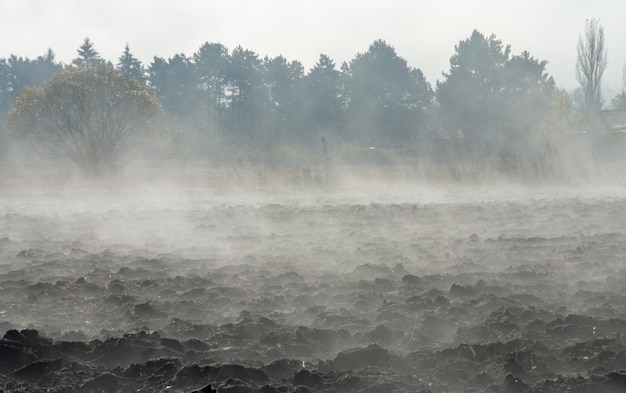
xmin=3 ymin=171 xmax=626 ymax=392
xmin=1 ymin=18 xmax=626 ymax=393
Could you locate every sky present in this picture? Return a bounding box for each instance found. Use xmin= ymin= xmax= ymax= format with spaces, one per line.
xmin=1 ymin=0 xmax=625 ymax=97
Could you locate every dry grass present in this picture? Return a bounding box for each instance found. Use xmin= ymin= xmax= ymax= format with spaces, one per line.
xmin=2 ymin=138 xmax=626 ymax=193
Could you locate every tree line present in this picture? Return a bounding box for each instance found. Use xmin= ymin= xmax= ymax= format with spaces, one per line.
xmin=1 ymin=21 xmax=624 ymax=164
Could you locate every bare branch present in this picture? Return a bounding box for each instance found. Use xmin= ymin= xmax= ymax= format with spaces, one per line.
xmin=6 ymin=65 xmax=169 ymax=175
xmin=575 ymin=19 xmax=608 ymax=116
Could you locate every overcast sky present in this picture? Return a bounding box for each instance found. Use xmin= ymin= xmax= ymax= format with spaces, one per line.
xmin=1 ymin=1 xmax=625 ymax=96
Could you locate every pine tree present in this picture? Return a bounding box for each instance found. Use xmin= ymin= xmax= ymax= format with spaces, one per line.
xmin=117 ymin=44 xmax=145 ymax=83
xmin=72 ymin=37 xmax=104 ymax=67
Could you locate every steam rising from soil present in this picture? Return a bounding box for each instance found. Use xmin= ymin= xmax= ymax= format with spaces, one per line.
xmin=1 ymin=181 xmax=626 ymax=392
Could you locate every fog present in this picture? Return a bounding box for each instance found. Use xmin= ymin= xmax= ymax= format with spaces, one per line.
xmin=3 ymin=132 xmax=626 ymax=262
xmin=2 ymin=24 xmax=626 ymax=393
xmin=3 ymin=139 xmax=626 ymax=390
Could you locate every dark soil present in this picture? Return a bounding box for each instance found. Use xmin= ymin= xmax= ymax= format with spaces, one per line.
xmin=1 ymin=188 xmax=626 ymax=392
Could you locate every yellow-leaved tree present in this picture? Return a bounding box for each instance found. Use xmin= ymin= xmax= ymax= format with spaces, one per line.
xmin=541 ymin=88 xmax=573 ymax=135
xmin=7 ymin=65 xmax=173 ymax=176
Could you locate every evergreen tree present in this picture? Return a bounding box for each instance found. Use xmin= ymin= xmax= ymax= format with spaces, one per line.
xmin=0 ymin=48 xmax=62 ymax=155
xmin=148 ymin=54 xmax=199 ymax=117
xmin=343 ymin=40 xmax=433 ymax=143
xmin=437 ymin=30 xmax=510 ymax=147
xmin=0 ymin=58 xmax=12 ymax=115
xmin=437 ymin=30 xmax=554 ymax=153
xmin=225 ymin=46 xmax=265 ymax=138
xmin=5 ymin=50 xmax=63 ymax=109
xmin=117 ymin=44 xmax=146 ymax=83
xmin=193 ymin=42 xmax=230 ymax=130
xmin=72 ymin=37 xmax=104 ymax=67
xmin=0 ymin=57 xmax=10 ymax=154
xmin=263 ymin=55 xmax=304 ymax=140
xmin=303 ymin=54 xmax=342 ymax=139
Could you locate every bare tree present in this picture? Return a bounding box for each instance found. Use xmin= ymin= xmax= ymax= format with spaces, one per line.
xmin=575 ymin=19 xmax=608 ymax=123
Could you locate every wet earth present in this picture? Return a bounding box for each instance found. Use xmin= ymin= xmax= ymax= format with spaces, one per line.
xmin=1 ymin=185 xmax=626 ymax=392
